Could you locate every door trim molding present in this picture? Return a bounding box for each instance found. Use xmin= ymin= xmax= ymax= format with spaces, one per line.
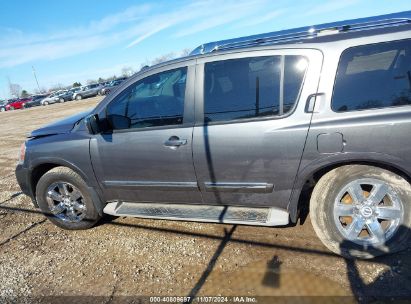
xmin=102 ymin=181 xmax=199 ymax=191
xmin=204 ymin=182 xmax=274 ymax=193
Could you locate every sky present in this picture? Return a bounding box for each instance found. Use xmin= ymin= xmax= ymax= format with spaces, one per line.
xmin=1 ymin=0 xmax=411 ymax=98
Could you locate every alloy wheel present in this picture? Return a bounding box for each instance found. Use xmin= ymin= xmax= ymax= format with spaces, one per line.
xmin=333 ymin=178 xmax=403 ymax=246
xmin=46 ymin=182 xmax=87 ymax=223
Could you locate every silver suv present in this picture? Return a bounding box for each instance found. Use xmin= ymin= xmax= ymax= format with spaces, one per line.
xmin=73 ymin=83 xmax=102 ymax=100
xmin=16 ymin=11 xmax=411 ymax=259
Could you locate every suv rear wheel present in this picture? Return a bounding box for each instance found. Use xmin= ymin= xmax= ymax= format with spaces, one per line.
xmin=36 ymin=167 xmax=101 ymax=230
xmin=310 ymin=165 xmax=411 ymax=259
xmin=76 ymin=95 xmax=82 ymax=100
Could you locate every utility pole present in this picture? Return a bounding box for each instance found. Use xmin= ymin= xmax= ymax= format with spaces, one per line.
xmin=32 ymin=66 xmax=41 ymax=92
xmin=6 ymin=76 xmax=11 ymax=98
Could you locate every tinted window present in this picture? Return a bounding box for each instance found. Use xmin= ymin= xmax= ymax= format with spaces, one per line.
xmin=332 ymin=40 xmax=411 ymax=112
xmin=204 ymin=55 xmax=307 ymax=123
xmin=106 ymin=67 xmax=187 ymax=130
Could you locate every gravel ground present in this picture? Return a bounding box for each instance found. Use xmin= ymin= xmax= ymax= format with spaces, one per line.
xmin=0 ymin=97 xmax=410 ymax=303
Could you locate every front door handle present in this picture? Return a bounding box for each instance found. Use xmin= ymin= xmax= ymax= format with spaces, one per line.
xmin=164 ymin=136 xmax=187 ymax=148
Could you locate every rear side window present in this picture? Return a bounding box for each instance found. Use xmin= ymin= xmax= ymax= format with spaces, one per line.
xmin=204 ymin=55 xmax=308 ymax=123
xmin=332 ymin=39 xmax=411 ymax=112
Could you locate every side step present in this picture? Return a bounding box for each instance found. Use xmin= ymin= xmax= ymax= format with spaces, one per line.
xmin=103 ymin=202 xmax=289 ymax=226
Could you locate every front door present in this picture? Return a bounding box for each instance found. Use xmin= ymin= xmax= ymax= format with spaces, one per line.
xmin=91 ymin=63 xmax=202 ymax=204
xmin=193 ymin=49 xmax=323 ymax=210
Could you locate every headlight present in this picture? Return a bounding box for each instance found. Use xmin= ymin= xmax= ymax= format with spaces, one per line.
xmin=18 ymin=142 xmax=26 ymax=165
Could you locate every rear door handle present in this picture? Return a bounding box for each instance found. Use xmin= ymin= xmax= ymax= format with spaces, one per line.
xmin=305 ymin=93 xmax=325 ymax=113
xmin=164 ymin=136 xmax=187 ymax=147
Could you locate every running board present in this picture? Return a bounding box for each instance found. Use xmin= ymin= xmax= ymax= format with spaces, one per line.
xmin=103 ymin=202 xmax=289 ymax=226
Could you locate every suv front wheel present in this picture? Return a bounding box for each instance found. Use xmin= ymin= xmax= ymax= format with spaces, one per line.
xmin=310 ymin=165 xmax=411 ymax=259
xmin=36 ymin=167 xmax=101 ymax=230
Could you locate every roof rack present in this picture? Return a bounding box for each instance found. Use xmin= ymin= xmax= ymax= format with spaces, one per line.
xmin=190 ymin=10 xmax=411 ymax=55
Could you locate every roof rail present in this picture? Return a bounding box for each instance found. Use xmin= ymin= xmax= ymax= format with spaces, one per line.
xmin=190 ymin=10 xmax=411 ymax=55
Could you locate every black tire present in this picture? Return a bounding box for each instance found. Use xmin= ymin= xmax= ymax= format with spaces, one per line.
xmin=10 ymin=106 xmax=14 ymax=110
xmin=310 ymin=165 xmax=411 ymax=259
xmin=59 ymin=98 xmax=65 ymax=103
xmin=36 ymin=167 xmax=101 ymax=230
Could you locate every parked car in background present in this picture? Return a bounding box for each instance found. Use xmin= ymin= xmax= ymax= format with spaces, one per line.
xmin=56 ymin=88 xmax=79 ymax=102
xmin=0 ymin=100 xmax=7 ymax=112
xmin=66 ymin=87 xmax=82 ymax=100
xmin=41 ymin=91 xmax=64 ymax=105
xmin=73 ymin=83 xmax=102 ymax=100
xmin=6 ymin=97 xmax=31 ymax=110
xmin=99 ymin=78 xmax=127 ymax=95
xmin=98 ymin=81 xmax=111 ymax=90
xmin=24 ymin=94 xmax=49 ymax=108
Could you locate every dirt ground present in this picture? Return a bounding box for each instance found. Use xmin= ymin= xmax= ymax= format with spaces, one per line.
xmin=0 ymin=97 xmax=410 ymax=303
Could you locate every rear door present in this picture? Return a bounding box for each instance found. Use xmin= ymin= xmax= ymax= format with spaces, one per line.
xmin=193 ymin=49 xmax=322 ymax=210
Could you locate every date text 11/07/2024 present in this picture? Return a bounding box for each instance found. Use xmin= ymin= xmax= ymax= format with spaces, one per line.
xmin=149 ymin=296 xmax=258 ymax=303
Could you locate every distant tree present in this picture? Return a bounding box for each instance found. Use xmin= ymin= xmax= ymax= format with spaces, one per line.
xmin=151 ymin=53 xmax=176 ymax=65
xmin=21 ymin=90 xmax=30 ymax=98
xmin=121 ymin=66 xmax=135 ymax=77
xmin=50 ymin=83 xmax=64 ymax=91
xmin=86 ymin=79 xmax=97 ymax=85
xmin=180 ymin=48 xmax=192 ymax=57
xmin=34 ymin=87 xmax=47 ymax=94
xmin=98 ymin=77 xmax=105 ymax=83
xmin=9 ymin=83 xmax=22 ymax=98
xmin=72 ymin=82 xmax=82 ymax=88
xmin=139 ymin=60 xmax=150 ymax=71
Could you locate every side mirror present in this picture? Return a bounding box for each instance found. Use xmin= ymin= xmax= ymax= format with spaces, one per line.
xmin=107 ymin=114 xmax=131 ymax=130
xmin=85 ymin=114 xmax=101 ymax=134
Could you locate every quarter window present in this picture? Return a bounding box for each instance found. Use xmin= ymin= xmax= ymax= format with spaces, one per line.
xmin=204 ymin=55 xmax=308 ymax=123
xmin=106 ymin=67 xmax=187 ymax=130
xmin=332 ymin=39 xmax=411 ymax=112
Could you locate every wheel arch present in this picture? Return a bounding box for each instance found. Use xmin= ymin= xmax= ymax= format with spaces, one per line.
xmin=288 ymin=156 xmax=411 ymax=224
xmin=29 ymin=159 xmax=105 ymax=215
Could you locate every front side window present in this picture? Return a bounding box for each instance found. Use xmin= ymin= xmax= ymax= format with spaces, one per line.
xmin=332 ymin=39 xmax=411 ymax=112
xmin=204 ymin=55 xmax=308 ymax=123
xmin=106 ymin=67 xmax=187 ymax=130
